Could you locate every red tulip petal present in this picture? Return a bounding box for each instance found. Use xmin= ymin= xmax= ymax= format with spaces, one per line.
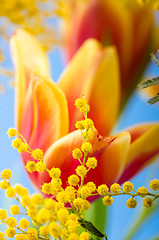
xmin=118 ymin=124 xmax=159 ymax=184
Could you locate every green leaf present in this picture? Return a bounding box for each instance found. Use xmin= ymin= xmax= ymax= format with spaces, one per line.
xmin=150 ymin=52 xmax=159 ymax=67
xmin=147 ymin=94 xmax=159 ymax=104
xmin=83 ymin=198 xmax=107 ymax=233
xmin=78 ymin=217 xmax=107 ymax=239
xmin=138 ymin=77 xmax=159 ymax=89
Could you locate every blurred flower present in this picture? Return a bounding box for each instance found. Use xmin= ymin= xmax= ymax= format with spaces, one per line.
xmin=10 ymin=30 xmax=159 ymax=194
xmin=62 ymin=0 xmax=159 ymax=106
xmin=0 ymin=0 xmax=58 ymax=60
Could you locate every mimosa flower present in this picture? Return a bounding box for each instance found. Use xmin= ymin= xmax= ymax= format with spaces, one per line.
xmin=10 ymin=30 xmax=159 ymax=195
xmin=62 ymin=0 xmax=159 ymax=105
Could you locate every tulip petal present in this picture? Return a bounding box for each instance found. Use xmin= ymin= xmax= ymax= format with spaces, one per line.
xmin=21 ymin=76 xmax=69 ymax=152
xmin=19 ymin=76 xmax=69 ymax=187
xmin=37 ymin=131 xmax=130 ymax=191
xmin=125 ymin=123 xmax=156 ymax=143
xmin=93 ymin=132 xmax=130 ymax=186
xmin=10 ymin=29 xmax=49 ymax=131
xmin=59 ymin=39 xmax=120 ymax=136
xmin=118 ymin=124 xmax=159 ymax=184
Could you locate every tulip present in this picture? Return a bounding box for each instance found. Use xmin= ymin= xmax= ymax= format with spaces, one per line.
xmin=10 ymin=30 xmax=159 ymax=194
xmin=63 ymin=0 xmax=158 ymax=106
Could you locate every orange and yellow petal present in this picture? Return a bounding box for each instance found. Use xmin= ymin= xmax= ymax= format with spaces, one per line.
xmin=38 ymin=130 xmax=130 ymax=191
xmin=21 ymin=76 xmax=69 ymax=152
xmin=20 ymin=76 xmax=69 ymax=187
xmin=10 ymin=29 xmax=49 ymax=131
xmin=59 ymin=39 xmax=120 ymax=136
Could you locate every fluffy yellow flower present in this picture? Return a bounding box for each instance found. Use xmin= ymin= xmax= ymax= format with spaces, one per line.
xmin=123 ymin=181 xmax=134 ymax=193
xmin=75 ymin=98 xmax=90 ymax=112
xmin=21 ymin=196 xmax=31 ymax=207
xmin=61 ymin=229 xmax=69 ymax=239
xmin=65 ymin=186 xmax=76 ymax=202
xmin=76 ymin=166 xmax=87 ymax=178
xmin=37 ymin=208 xmax=50 ymax=224
xmin=56 ymin=191 xmax=68 ymax=203
xmin=75 ymin=120 xmax=85 ymax=130
xmin=86 ymin=157 xmax=97 ymax=169
xmin=1 ymin=169 xmax=12 ymax=179
xmin=110 ymin=183 xmax=121 ymax=194
xmin=82 ymin=200 xmax=91 ymax=210
xmin=68 ymin=174 xmax=80 ymax=186
xmin=15 ymin=234 xmax=27 ymax=240
xmin=57 ymin=208 xmax=69 ymax=225
xmin=32 ymin=149 xmax=43 ymax=160
xmin=6 ymin=187 xmax=16 ymax=198
xmin=27 ymin=206 xmax=38 ymax=218
xmin=0 ymin=231 xmax=5 ymax=240
xmin=83 ymin=119 xmax=94 ymax=129
xmin=44 ymin=198 xmax=57 ymax=210
xmin=126 ymin=198 xmax=137 ymax=208
xmin=72 ymin=148 xmax=82 ymax=159
xmin=73 ymin=198 xmax=84 ymax=210
xmin=137 ymin=187 xmax=148 ymax=197
xmin=143 ymin=197 xmax=153 ymax=208
xmin=19 ymin=218 xmax=29 ymax=229
xmin=10 ymin=205 xmax=20 ymax=215
xmin=39 ymin=226 xmax=49 ymax=237
xmin=27 ymin=228 xmax=38 ymax=240
xmin=80 ymin=186 xmax=91 ymax=199
xmin=98 ymin=184 xmax=109 ymax=195
xmin=6 ymin=227 xmax=16 ymax=238
xmin=81 ymin=142 xmax=92 ymax=154
xmin=80 ymin=232 xmax=91 ymax=240
xmin=0 ymin=209 xmax=7 ymax=221
xmin=7 ymin=128 xmax=17 ymax=137
xmin=14 ymin=185 xmax=29 ymax=197
xmin=0 ymin=180 xmax=9 ymax=189
xmin=149 ymin=179 xmax=159 ymax=191
xmin=102 ymin=196 xmax=113 ymax=206
xmin=6 ymin=217 xmax=17 ymax=227
xmin=26 ymin=161 xmax=37 ymax=173
xmin=86 ymin=182 xmax=96 ymax=193
xmin=31 ymin=194 xmax=43 ymax=206
xmin=12 ymin=138 xmax=22 ymax=149
xmin=49 ymin=167 xmax=61 ymax=179
xmin=68 ymin=233 xmax=79 ymax=240
xmin=17 ymin=143 xmax=28 ymax=153
xmin=36 ymin=162 xmax=46 ymax=173
xmin=48 ymin=222 xmax=61 ymax=239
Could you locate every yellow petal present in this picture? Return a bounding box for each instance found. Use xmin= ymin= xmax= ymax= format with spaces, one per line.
xmin=10 ymin=29 xmax=49 ymax=131
xmin=59 ymin=39 xmax=120 ymax=136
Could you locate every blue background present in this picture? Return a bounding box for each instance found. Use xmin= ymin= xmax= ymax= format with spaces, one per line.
xmin=0 ymin=36 xmax=159 ymax=239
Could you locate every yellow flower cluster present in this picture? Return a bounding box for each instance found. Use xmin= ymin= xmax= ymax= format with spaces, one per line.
xmin=1 ymin=98 xmax=159 ymax=239
xmin=0 ymin=0 xmax=58 ymax=66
